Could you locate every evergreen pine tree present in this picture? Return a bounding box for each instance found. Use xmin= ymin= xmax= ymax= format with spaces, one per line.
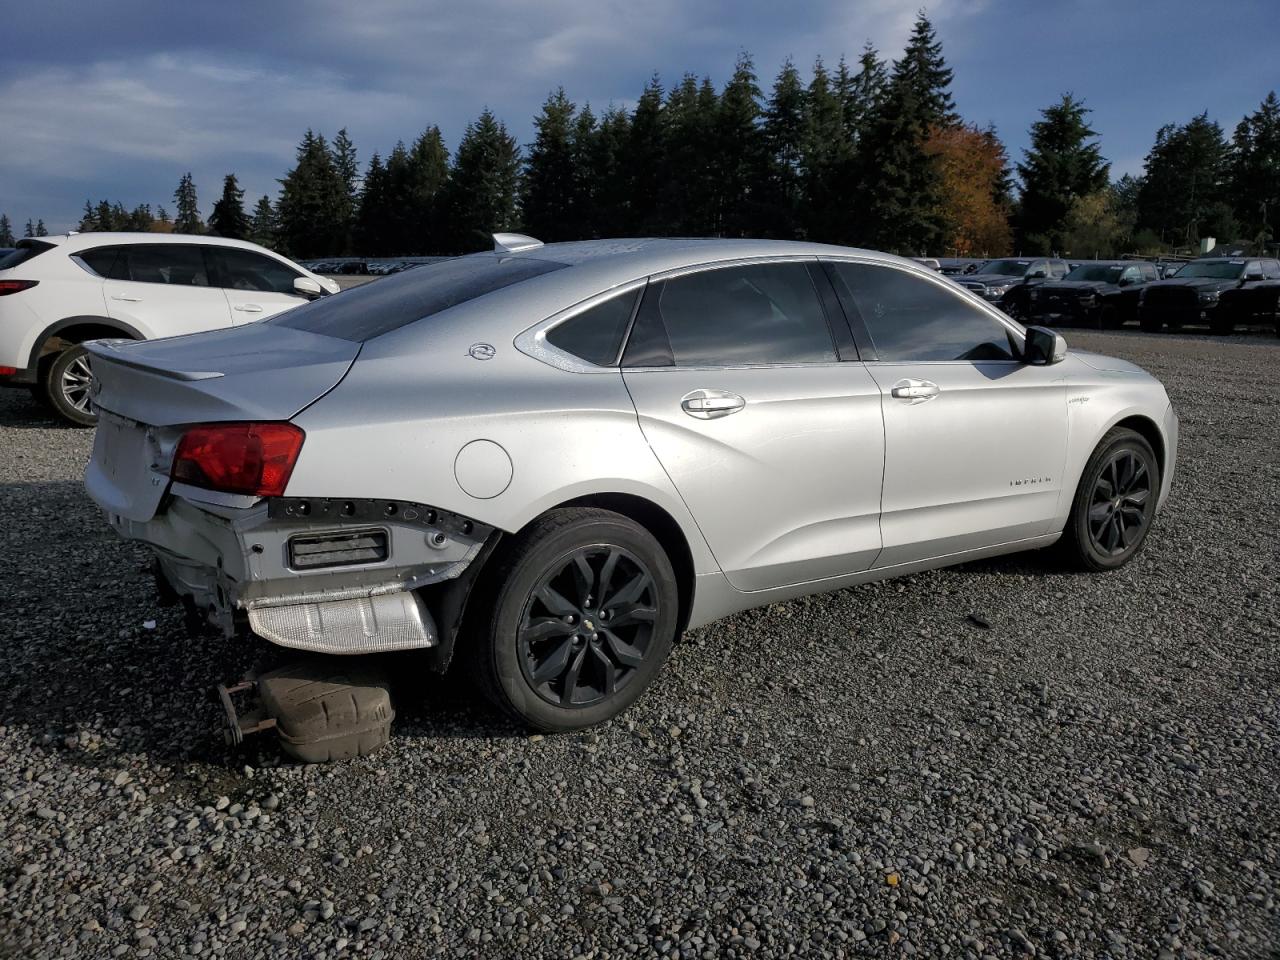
xmin=627 ymin=76 xmax=666 ymax=234
xmin=522 ymin=89 xmax=579 ymax=241
xmin=173 ymin=173 xmax=202 ymax=233
xmin=443 ymin=109 xmax=520 ymax=253
xmin=35 ymin=219 xmax=47 ymax=237
xmin=894 ymin=13 xmax=957 ymax=129
xmin=276 ymin=131 xmax=350 ymax=257
xmin=1015 ymin=94 xmax=1109 ymax=253
xmin=330 ymin=128 xmax=359 ymax=252
xmin=1136 ymin=113 xmax=1235 ymax=246
xmin=567 ymin=104 xmax=599 ymax=238
xmin=589 ymin=107 xmax=632 ymax=234
xmin=250 ymin=196 xmax=278 ymax=249
xmin=714 ymin=52 xmax=765 ymax=237
xmin=0 ymin=214 xmax=13 ymax=246
xmin=156 ymin=205 xmax=170 ymax=224
xmin=801 ymin=58 xmax=854 ymax=243
xmin=23 ymin=219 xmax=34 ymax=238
xmin=403 ymin=127 xmax=451 ymax=254
xmin=844 ymin=44 xmax=889 ymax=147
xmin=1229 ymin=91 xmax=1280 ymax=243
xmin=79 ymin=201 xmax=98 ymax=232
xmin=125 ymin=205 xmax=153 ymax=232
xmin=659 ymin=74 xmax=718 ymax=234
xmin=760 ymin=59 xmax=806 ymax=238
xmin=355 ymin=153 xmax=389 ymax=254
xmin=96 ymin=200 xmax=116 ymax=232
xmin=208 ymin=174 xmax=250 ymax=240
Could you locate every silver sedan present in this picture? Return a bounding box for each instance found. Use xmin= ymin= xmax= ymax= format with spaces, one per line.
xmin=84 ymin=237 xmax=1178 ymax=731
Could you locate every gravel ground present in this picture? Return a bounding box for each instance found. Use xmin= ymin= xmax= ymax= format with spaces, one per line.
xmin=1 ymin=329 xmax=1277 ymax=959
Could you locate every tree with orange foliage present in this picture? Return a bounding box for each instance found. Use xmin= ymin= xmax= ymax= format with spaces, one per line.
xmin=924 ymin=124 xmax=1013 ymax=257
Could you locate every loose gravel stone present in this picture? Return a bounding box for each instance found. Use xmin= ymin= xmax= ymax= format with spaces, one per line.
xmin=0 ymin=329 xmax=1277 ymax=958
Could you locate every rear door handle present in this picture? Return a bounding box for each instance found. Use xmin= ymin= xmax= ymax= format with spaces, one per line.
xmin=110 ymin=295 xmax=142 ymax=303
xmin=233 ymin=304 xmax=264 ymax=313
xmin=890 ymin=379 xmax=940 ymax=403
xmin=681 ymin=389 xmax=746 ymax=420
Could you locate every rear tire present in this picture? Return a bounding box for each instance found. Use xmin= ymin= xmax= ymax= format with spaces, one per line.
xmin=469 ymin=508 xmax=679 ymax=732
xmin=1059 ymin=428 xmax=1159 ymax=572
xmin=43 ymin=344 xmax=97 ymax=426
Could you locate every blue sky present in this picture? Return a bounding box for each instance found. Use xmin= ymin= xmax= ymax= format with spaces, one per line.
xmin=2 ymin=0 xmax=1276 ymax=233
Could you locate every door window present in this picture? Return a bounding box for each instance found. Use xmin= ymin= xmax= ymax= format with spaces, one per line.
xmin=214 ymin=247 xmax=302 ymax=294
xmin=545 ymin=288 xmax=641 ymax=366
xmin=1263 ymin=260 xmax=1280 ymax=280
xmin=118 ymin=245 xmax=211 ymax=286
xmin=1120 ymin=266 xmax=1141 ymax=284
xmin=623 ymin=262 xmax=836 ymax=368
xmin=1244 ymin=261 xmax=1264 ymax=280
xmin=827 ymin=261 xmax=1018 ymax=362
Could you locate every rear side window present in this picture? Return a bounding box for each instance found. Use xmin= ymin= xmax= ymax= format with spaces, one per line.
xmin=214 ymin=247 xmax=301 ymax=294
xmin=77 ymin=246 xmax=125 ymax=278
xmin=116 ymin=245 xmax=211 ymax=286
xmin=828 ymin=261 xmax=1018 ymax=362
xmin=271 ymin=254 xmax=569 ymax=342
xmin=623 ymin=262 xmax=836 ymax=368
xmin=1140 ymin=263 xmax=1158 ymax=282
xmin=0 ymin=240 xmax=55 ymax=271
xmin=1264 ymin=260 xmax=1280 ymax=280
xmin=545 ymin=288 xmax=641 ymax=366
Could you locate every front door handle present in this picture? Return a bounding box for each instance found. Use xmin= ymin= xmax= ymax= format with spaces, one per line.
xmin=110 ymin=295 xmax=142 ymax=303
xmin=681 ymin=389 xmax=746 ymax=420
xmin=890 ymin=379 xmax=940 ymax=404
xmin=233 ymin=304 xmax=264 ymax=313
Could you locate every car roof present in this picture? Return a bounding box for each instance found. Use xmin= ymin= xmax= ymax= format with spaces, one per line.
xmin=48 ymin=232 xmax=283 ymax=254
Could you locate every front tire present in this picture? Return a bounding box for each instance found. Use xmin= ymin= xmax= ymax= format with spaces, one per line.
xmin=1060 ymin=428 xmax=1160 ymax=572
xmin=470 ymin=508 xmax=679 ymax=732
xmin=1099 ymin=304 xmax=1121 ymax=330
xmin=1138 ymin=312 xmax=1162 ymax=333
xmin=43 ymin=344 xmax=97 ymax=426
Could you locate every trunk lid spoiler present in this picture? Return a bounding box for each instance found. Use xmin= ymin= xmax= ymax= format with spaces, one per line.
xmin=84 ymin=324 xmax=360 ymax=426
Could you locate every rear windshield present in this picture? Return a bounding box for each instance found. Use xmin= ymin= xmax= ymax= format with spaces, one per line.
xmin=270 ymin=254 xmax=569 ymax=341
xmin=0 ymin=240 xmax=56 ymax=271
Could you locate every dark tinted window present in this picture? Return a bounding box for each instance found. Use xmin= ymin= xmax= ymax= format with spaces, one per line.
xmin=626 ymin=263 xmax=835 ymax=367
xmin=119 ymin=244 xmax=210 ymax=286
xmin=0 ymin=240 xmax=55 ymax=271
xmin=271 ymin=255 xmax=568 ymax=341
xmin=828 ymin=261 xmax=1018 ymax=362
xmin=1244 ymin=260 xmax=1264 ymax=279
xmin=1264 ymin=260 xmax=1280 ymax=279
xmin=215 ymin=247 xmax=302 ymax=293
xmin=546 ymin=288 xmax=640 ymax=366
xmin=77 ymin=246 xmax=124 ymax=278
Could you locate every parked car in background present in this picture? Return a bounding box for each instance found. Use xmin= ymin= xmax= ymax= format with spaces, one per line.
xmin=937 ymin=258 xmax=987 ymax=277
xmin=0 ymin=233 xmax=340 ymax=424
xmin=954 ymin=257 xmax=1070 ymax=319
xmin=84 ymin=236 xmax=1177 ymax=732
xmin=1138 ymin=257 xmax=1280 ymax=334
xmin=1026 ymin=260 xmax=1160 ymax=329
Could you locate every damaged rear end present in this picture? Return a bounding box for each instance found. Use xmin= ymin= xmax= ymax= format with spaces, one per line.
xmin=83 ymin=324 xmax=491 ymax=656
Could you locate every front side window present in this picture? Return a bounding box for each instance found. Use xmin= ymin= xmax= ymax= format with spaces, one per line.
xmin=827 ymin=261 xmax=1018 ymax=363
xmin=545 ymin=288 xmax=641 ymax=366
xmin=119 ymin=245 xmax=210 ymax=286
xmin=1244 ymin=260 xmax=1264 ymax=280
xmin=1120 ymin=266 xmax=1141 ymax=284
xmin=214 ymin=247 xmax=301 ymax=294
xmin=1049 ymin=261 xmax=1069 ymax=279
xmin=624 ymin=262 xmax=836 ymax=367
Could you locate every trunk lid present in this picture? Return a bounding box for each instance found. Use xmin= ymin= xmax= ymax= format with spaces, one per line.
xmin=84 ymin=324 xmax=359 ymax=523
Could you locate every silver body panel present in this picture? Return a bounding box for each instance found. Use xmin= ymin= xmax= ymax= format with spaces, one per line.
xmin=83 ymin=238 xmax=1178 ymax=651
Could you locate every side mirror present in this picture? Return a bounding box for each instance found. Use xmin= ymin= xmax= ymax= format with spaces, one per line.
xmin=1028 ymin=269 xmax=1048 ymax=280
xmin=293 ymin=276 xmax=324 ymax=298
xmin=1117 ymin=277 xmax=1132 ymax=287
xmin=1023 ymin=325 xmax=1067 ymax=365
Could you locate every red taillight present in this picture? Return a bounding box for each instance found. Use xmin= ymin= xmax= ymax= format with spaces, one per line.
xmin=171 ymin=422 xmax=305 ymax=497
xmin=0 ymin=366 xmax=16 ymax=376
xmin=0 ymin=280 xmax=38 ymax=296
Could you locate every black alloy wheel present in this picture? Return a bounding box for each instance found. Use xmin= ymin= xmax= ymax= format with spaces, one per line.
xmin=471 ymin=508 xmax=678 ymax=731
xmin=518 ymin=545 xmax=659 ymax=708
xmin=1086 ymin=449 xmax=1151 ymax=557
xmin=1061 ymin=427 xmax=1160 ymax=571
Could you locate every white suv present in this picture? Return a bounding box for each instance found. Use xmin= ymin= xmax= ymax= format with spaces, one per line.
xmin=0 ymin=233 xmax=340 ymax=424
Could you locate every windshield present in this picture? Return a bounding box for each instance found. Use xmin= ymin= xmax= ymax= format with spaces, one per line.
xmin=978 ymin=259 xmax=1031 ymax=277
xmin=1174 ymin=260 xmax=1246 ymax=280
xmin=270 ymin=254 xmax=569 ymax=341
xmin=1065 ymin=264 xmax=1124 ymax=282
